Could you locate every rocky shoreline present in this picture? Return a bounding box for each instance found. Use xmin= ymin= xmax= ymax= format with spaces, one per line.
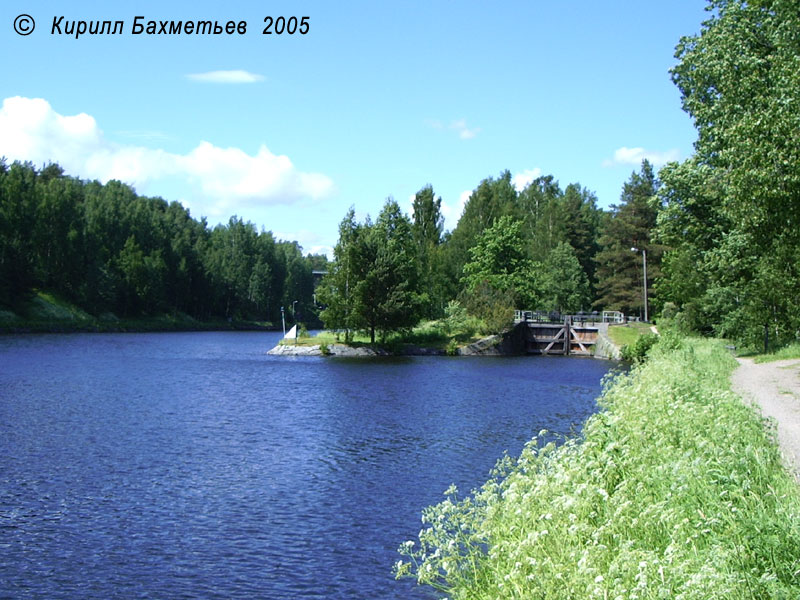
xmin=267 ymin=328 xmax=620 ymax=358
xmin=267 ymin=342 xmax=447 ymax=357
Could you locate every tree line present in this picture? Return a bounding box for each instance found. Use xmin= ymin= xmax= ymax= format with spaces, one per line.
xmin=0 ymin=155 xmax=660 ymax=336
xmin=0 ymin=161 xmax=325 ymax=324
xmin=317 ymin=165 xmax=659 ymax=343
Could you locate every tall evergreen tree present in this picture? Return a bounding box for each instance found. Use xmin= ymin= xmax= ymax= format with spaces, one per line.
xmin=560 ymin=184 xmax=601 ymax=289
xmin=594 ymin=160 xmax=660 ymax=317
xmin=318 ymin=208 xmax=361 ymax=341
xmin=361 ymin=199 xmax=423 ymax=342
xmin=515 ymin=175 xmax=564 ymax=262
xmin=320 ymin=201 xmax=424 ymax=343
xmin=411 ymin=184 xmax=445 ymax=318
xmin=0 ymin=162 xmax=38 ymax=306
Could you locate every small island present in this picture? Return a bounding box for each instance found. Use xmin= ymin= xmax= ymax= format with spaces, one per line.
xmin=268 ymin=312 xmax=630 ymax=360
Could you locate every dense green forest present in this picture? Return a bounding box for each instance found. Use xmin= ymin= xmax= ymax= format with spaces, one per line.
xmin=3 ymin=0 xmax=798 ymax=349
xmin=316 ymin=174 xmax=618 ymax=343
xmin=0 ymin=160 xmax=326 ymax=326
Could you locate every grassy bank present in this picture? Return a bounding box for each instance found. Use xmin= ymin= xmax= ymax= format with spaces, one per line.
xmin=281 ymin=318 xmax=486 ymax=354
xmin=396 ymin=336 xmax=800 ymax=598
xmin=0 ymin=292 xmax=274 ymax=333
xmin=607 ymin=321 xmax=653 ymax=347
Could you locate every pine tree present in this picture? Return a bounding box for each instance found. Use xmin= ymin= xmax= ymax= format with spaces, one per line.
xmin=594 ymin=160 xmax=660 ymax=318
xmin=411 ymin=185 xmax=445 ymax=318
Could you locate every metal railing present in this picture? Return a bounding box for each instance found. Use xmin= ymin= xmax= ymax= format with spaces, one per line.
xmin=514 ymin=310 xmax=626 ymax=324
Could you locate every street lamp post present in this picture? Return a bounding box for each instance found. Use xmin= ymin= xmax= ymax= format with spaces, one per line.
xmin=281 ymin=306 xmax=286 ymax=337
xmin=631 ymin=247 xmax=648 ymax=322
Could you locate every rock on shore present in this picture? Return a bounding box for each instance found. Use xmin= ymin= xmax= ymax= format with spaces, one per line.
xmin=268 ymin=342 xmax=447 ymax=357
xmin=267 ymin=343 xmax=390 ymax=357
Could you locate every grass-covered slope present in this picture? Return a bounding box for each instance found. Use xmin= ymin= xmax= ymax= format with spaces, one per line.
xmin=396 ymin=336 xmax=800 ymax=599
xmin=0 ymin=291 xmax=273 ymax=333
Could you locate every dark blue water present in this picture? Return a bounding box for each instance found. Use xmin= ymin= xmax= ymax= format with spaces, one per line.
xmin=0 ymin=332 xmax=614 ymax=599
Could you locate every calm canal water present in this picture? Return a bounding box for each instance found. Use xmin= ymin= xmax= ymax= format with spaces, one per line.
xmin=0 ymin=331 xmax=614 ymax=599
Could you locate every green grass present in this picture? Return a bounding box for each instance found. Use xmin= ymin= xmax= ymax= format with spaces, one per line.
xmin=396 ymin=336 xmax=800 ymax=599
xmin=27 ymin=291 xmax=94 ymax=322
xmin=280 ymin=330 xmax=372 ymax=347
xmin=281 ymin=319 xmax=485 ymax=351
xmin=607 ymin=322 xmax=653 ymax=347
xmin=0 ymin=292 xmax=274 ymax=333
xmin=753 ymin=342 xmax=800 ymax=363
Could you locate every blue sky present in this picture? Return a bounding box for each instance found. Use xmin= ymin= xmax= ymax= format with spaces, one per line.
xmin=1 ymin=1 xmax=708 ymax=256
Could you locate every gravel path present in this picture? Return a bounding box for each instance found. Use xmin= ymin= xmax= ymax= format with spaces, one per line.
xmin=731 ymin=358 xmax=800 ymax=481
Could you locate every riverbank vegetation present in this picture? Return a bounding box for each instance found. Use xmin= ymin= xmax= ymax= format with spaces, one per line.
xmin=396 ymin=336 xmax=800 ymax=598
xmin=607 ymin=322 xmax=653 ymax=349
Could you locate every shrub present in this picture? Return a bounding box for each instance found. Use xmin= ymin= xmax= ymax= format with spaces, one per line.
xmin=460 ymin=282 xmax=516 ymax=335
xmin=620 ymin=332 xmax=659 ymax=363
xmin=445 ymin=339 xmax=460 ymax=356
xmin=443 ymin=301 xmax=468 ymax=335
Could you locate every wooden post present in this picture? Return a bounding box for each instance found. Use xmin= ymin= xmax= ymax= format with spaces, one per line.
xmin=564 ymin=316 xmax=570 ymax=355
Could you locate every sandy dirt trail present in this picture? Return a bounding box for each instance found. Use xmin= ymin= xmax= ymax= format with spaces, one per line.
xmin=731 ymin=358 xmax=800 ymax=481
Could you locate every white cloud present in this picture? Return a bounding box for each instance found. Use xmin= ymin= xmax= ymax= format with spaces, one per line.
xmin=427 ymin=118 xmax=480 ymax=140
xmin=440 ymin=189 xmax=471 ymax=232
xmin=406 ymin=193 xmax=417 ymax=221
xmin=272 ymin=230 xmax=334 ymax=259
xmin=511 ymin=167 xmax=542 ymax=192
xmin=309 ymin=245 xmax=334 ymax=259
xmin=603 ymin=146 xmax=680 ymax=167
xmin=186 ymin=70 xmax=264 ymax=84
xmin=450 ymin=119 xmax=480 ymax=140
xmin=0 ymin=96 xmax=333 ymax=218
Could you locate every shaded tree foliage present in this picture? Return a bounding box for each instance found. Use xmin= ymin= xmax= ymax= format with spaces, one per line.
xmin=0 ymin=161 xmax=318 ymax=323
xmin=539 ymin=242 xmax=592 ymax=314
